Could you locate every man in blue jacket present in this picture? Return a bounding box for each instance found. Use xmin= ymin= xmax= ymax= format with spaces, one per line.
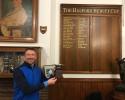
xmin=13 ymin=48 xmax=57 ymax=100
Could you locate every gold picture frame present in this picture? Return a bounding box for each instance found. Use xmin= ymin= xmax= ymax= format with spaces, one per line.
xmin=0 ymin=0 xmax=38 ymax=42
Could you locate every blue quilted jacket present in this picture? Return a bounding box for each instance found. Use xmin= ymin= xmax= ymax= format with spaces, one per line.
xmin=13 ymin=62 xmax=47 ymax=100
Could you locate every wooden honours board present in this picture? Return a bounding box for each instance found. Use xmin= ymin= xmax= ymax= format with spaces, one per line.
xmin=60 ymin=4 xmax=121 ymax=73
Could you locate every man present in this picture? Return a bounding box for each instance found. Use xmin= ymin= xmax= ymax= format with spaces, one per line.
xmin=0 ymin=0 xmax=28 ymax=37
xmin=13 ymin=48 xmax=57 ymax=100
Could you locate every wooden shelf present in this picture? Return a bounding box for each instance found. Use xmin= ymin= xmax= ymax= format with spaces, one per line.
xmin=0 ymin=72 xmax=13 ymax=78
xmin=0 ymin=46 xmax=41 ymax=78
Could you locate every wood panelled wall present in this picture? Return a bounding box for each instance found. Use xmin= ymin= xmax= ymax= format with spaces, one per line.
xmin=0 ymin=78 xmax=121 ymax=100
xmin=0 ymin=78 xmax=48 ymax=100
xmin=49 ymin=78 xmax=121 ymax=100
xmin=0 ymin=78 xmax=13 ymax=100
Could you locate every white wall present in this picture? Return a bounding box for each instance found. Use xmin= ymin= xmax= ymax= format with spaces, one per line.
xmin=1 ymin=0 xmax=124 ymax=78
xmin=59 ymin=0 xmax=123 ymax=4
xmin=51 ymin=0 xmax=124 ymax=78
xmin=53 ymin=0 xmax=124 ymax=62
xmin=0 ymin=0 xmax=52 ymax=66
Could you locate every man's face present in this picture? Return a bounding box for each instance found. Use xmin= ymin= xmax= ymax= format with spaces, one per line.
xmin=24 ymin=50 xmax=37 ymax=65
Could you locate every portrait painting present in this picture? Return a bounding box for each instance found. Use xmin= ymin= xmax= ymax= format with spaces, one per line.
xmin=0 ymin=0 xmax=38 ymax=42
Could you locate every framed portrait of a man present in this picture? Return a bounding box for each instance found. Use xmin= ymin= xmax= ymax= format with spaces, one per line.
xmin=0 ymin=0 xmax=38 ymax=42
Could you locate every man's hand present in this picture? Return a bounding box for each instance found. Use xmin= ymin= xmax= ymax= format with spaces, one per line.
xmin=48 ymin=77 xmax=57 ymax=85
